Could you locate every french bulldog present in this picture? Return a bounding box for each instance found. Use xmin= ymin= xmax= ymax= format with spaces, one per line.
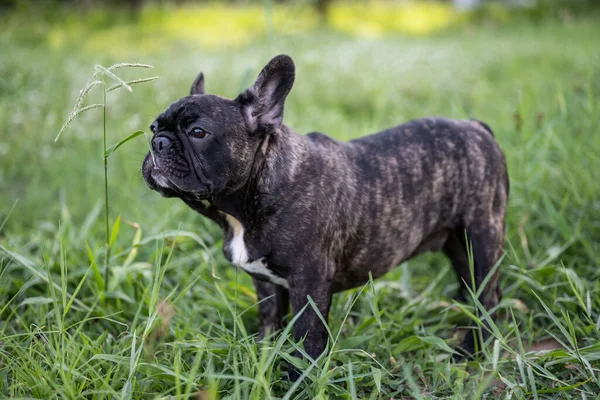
xmin=142 ymin=55 xmax=509 ymax=372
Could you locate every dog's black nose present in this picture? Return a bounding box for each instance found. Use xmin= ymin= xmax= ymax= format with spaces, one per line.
xmin=152 ymin=136 xmax=171 ymax=152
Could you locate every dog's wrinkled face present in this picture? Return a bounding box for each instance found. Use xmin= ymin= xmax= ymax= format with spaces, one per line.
xmin=142 ymin=94 xmax=251 ymax=199
xmin=142 ymin=55 xmax=295 ymax=200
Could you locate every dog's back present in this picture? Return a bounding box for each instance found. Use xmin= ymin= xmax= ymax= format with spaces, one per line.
xmin=324 ymin=117 xmax=508 ymax=292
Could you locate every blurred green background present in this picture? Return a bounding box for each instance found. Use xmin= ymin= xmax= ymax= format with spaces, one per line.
xmin=1 ymin=0 xmax=600 ymax=398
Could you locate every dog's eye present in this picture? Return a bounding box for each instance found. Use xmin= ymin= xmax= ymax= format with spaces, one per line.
xmin=190 ymin=127 xmax=209 ymax=139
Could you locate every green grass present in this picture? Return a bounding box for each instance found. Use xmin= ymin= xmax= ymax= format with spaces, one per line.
xmin=1 ymin=3 xmax=600 ymax=398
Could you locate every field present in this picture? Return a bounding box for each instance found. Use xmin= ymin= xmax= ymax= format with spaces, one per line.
xmin=1 ymin=3 xmax=600 ymax=398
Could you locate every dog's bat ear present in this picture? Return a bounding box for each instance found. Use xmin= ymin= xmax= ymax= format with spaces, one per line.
xmin=190 ymin=72 xmax=205 ymax=95
xmin=237 ymin=54 xmax=295 ymax=133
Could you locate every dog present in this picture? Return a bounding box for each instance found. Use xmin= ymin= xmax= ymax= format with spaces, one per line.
xmin=142 ymin=54 xmax=509 ymax=373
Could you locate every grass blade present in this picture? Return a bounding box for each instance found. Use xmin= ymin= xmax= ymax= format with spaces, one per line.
xmin=106 ymin=77 xmax=159 ymax=93
xmin=107 ymin=62 xmax=153 ymax=71
xmin=109 ymin=215 xmax=121 ymax=249
xmin=95 ymin=64 xmax=132 ymax=92
xmin=105 ymin=131 xmax=146 ymax=158
xmin=63 ymin=264 xmax=93 ymax=317
xmin=55 ymin=104 xmax=104 ymax=142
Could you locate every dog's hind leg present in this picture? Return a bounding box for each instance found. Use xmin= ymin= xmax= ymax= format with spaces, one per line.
xmin=443 ymin=227 xmax=471 ymax=302
xmin=253 ymin=279 xmax=289 ymax=341
xmin=454 ymin=219 xmax=504 ymax=358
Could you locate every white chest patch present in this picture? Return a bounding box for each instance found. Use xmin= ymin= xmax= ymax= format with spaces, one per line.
xmin=225 ymin=215 xmax=289 ymax=289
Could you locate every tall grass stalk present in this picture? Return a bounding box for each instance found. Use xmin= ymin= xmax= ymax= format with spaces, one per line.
xmin=56 ymin=63 xmax=158 ymax=295
xmin=103 ymin=78 xmax=110 ymax=290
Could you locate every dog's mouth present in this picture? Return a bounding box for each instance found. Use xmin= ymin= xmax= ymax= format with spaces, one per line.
xmin=143 ymin=167 xmax=179 ymax=198
xmin=143 ymin=154 xmax=211 ymax=200
xmin=150 ymin=169 xmax=172 ymax=190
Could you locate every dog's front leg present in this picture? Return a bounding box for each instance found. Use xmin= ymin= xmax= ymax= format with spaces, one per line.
xmin=253 ymin=278 xmax=289 ymax=341
xmin=288 ymin=272 xmax=333 ymax=378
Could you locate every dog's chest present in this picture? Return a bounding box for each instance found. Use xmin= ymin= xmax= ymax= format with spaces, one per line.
xmin=224 ymin=215 xmax=289 ymax=289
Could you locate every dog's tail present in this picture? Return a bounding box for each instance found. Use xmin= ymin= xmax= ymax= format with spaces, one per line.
xmin=470 ymin=119 xmax=495 ymax=137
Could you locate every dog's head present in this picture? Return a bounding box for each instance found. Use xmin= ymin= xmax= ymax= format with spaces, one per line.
xmin=142 ymin=55 xmax=295 ymax=200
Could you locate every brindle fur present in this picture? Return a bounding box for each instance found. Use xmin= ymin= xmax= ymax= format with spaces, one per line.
xmin=142 ymin=55 xmax=509 ymax=373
